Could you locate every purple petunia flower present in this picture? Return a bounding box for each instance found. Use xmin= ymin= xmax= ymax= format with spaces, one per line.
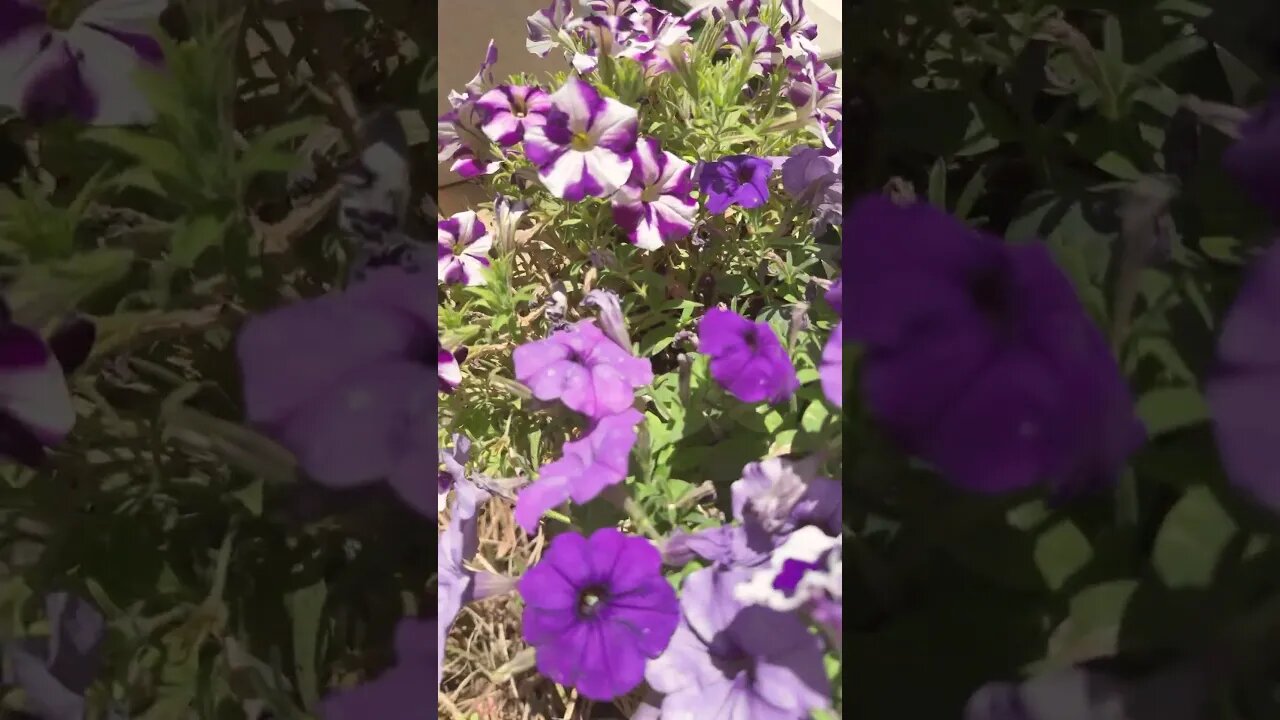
xmin=784 ymin=57 xmax=842 ymax=148
xmin=825 ymin=276 xmax=842 ymax=318
xmin=519 ymin=528 xmax=679 ymax=701
xmin=698 ymin=307 xmax=799 ymax=404
xmin=0 ymin=308 xmax=94 ymax=467
xmin=523 ymin=77 xmax=639 ymax=201
xmin=724 ymin=19 xmax=780 ymax=75
xmin=660 ymin=524 xmax=768 ymax=568
xmin=438 ymin=101 xmax=501 ymax=179
xmin=1221 ymin=92 xmax=1280 ymax=218
xmin=1 ymin=592 xmax=105 ymax=719
xmin=437 ymin=210 xmax=493 ymax=286
xmin=699 ymin=154 xmax=773 ymax=214
xmin=513 ymin=318 xmax=653 ymax=419
xmin=645 ymin=566 xmax=832 ymax=718
xmin=611 ymin=136 xmax=697 ymax=250
xmin=237 ymin=266 xmax=433 ymax=516
xmin=514 ymin=408 xmax=643 ymax=534
xmin=820 ymin=322 xmax=842 ymax=407
xmin=779 ymin=0 xmax=821 ymax=58
xmin=0 ymin=0 xmax=165 ymax=126
xmin=620 ymin=8 xmax=692 ymax=77
xmin=319 ymin=617 xmax=436 ymax=720
xmin=782 ymin=140 xmax=843 ymax=229
xmin=845 ymin=195 xmax=1144 ymax=498
xmin=476 ymin=84 xmax=552 ymax=148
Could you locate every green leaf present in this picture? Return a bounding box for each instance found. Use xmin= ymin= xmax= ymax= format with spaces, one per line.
xmin=1136 ymin=387 xmax=1208 ymax=438
xmin=927 ymin=157 xmax=948 ymax=208
xmin=170 ymin=214 xmax=226 ymax=269
xmin=82 ymin=128 xmax=188 ymax=181
xmin=1151 ymin=487 xmax=1238 ymax=589
xmin=1043 ymin=580 xmax=1138 ymax=668
xmin=1033 ymin=519 xmax=1092 ymax=591
xmin=285 ymin=580 xmax=327 ymax=711
xmin=953 ymin=167 xmax=987 ymax=221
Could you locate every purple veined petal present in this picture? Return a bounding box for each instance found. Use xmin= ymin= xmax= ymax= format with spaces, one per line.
xmin=629 ymin=135 xmax=666 ymax=188
xmin=0 ymin=324 xmax=76 ymax=444
xmin=536 ymin=149 xmax=597 ymax=201
xmin=513 ymin=335 xmax=574 ymax=381
xmin=1209 ymin=369 xmax=1280 ymax=511
xmin=0 ymin=0 xmax=48 ymax=111
xmin=272 ymin=360 xmax=431 ymax=489
xmin=455 ymin=254 xmax=490 ymax=286
xmin=437 ymin=347 xmax=462 ymax=390
xmin=527 ymin=0 xmax=577 ymax=57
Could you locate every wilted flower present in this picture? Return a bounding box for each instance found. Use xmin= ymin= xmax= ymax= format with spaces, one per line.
xmin=785 ymin=57 xmax=842 ymax=148
xmin=513 ymin=319 xmax=653 ymax=419
xmin=731 ymin=455 xmax=842 ymax=543
xmin=611 ymin=136 xmax=697 ymax=250
xmin=237 ymin=266 xmax=432 ymax=516
xmin=782 ymin=141 xmax=842 ymax=230
xmin=0 ymin=0 xmax=165 ymax=126
xmin=621 ymin=9 xmax=693 ymax=77
xmin=645 ymin=566 xmax=832 ymax=718
xmin=845 ymin=195 xmax=1144 ymax=498
xmin=437 ymin=210 xmax=493 ymax=286
xmin=524 ymin=77 xmax=639 ymax=200
xmin=439 ymin=474 xmax=500 ymax=688
xmin=1 ymin=592 xmax=104 ymax=720
xmin=320 ymin=617 xmax=435 ymax=720
xmin=698 ymin=154 xmax=773 ymax=214
xmin=581 ymin=289 xmax=631 ymax=350
xmin=661 ymin=524 xmax=768 ymax=568
xmin=0 ymin=308 xmax=94 ymax=466
xmin=476 ymin=84 xmax=552 ymax=147
xmin=514 ymin=408 xmax=643 ymax=534
xmin=698 ymin=307 xmax=798 ymax=404
xmin=520 ymin=528 xmax=679 ymax=701
xmin=438 ymin=101 xmax=501 ymax=178
xmin=819 ymin=322 xmax=841 ymax=407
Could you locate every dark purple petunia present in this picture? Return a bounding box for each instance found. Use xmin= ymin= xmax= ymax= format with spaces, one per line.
xmin=519 ymin=527 xmax=679 ymax=701
xmin=319 ymin=617 xmax=436 ymax=720
xmin=645 ymin=566 xmax=832 ymax=718
xmin=514 ymin=408 xmax=643 ymax=534
xmin=0 ymin=0 xmax=165 ymax=126
xmin=475 ymin=84 xmax=552 ymax=147
xmin=698 ymin=154 xmax=773 ymax=214
xmin=513 ymin=319 xmax=653 ymax=419
xmin=237 ymin=266 xmax=433 ymax=516
xmin=1221 ymin=91 xmax=1280 ymax=219
xmin=698 ymin=307 xmax=799 ymax=404
xmin=845 ymin=195 xmax=1144 ymax=497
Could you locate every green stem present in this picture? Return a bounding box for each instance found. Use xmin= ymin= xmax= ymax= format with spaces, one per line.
xmin=623 ymin=496 xmax=661 ymax=541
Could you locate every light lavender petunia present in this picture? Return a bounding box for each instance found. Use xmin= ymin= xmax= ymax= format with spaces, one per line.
xmin=513 ymin=318 xmax=653 ymax=419
xmin=236 ymin=266 xmax=433 ymax=516
xmin=0 ymin=308 xmax=94 ymax=467
xmin=438 ymin=433 xmax=470 ymax=514
xmin=819 ymin=322 xmax=841 ymax=407
xmin=476 ymin=84 xmax=552 ymax=148
xmin=646 ymin=566 xmax=833 ymax=719
xmin=781 ymin=138 xmax=843 ymax=232
xmin=731 ymin=455 xmax=842 ymax=544
xmin=319 ymin=617 xmax=436 ymax=720
xmin=514 ymin=408 xmax=643 ymax=534
xmin=437 ymin=211 xmax=493 ymax=286
xmin=0 ymin=0 xmax=165 ymax=126
xmin=611 ymin=136 xmax=697 ymax=250
xmin=523 ymin=77 xmax=638 ymax=201
xmin=661 ymin=524 xmax=769 ymax=569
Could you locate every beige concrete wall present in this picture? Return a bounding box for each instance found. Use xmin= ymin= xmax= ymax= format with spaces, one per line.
xmin=438 ymin=0 xmax=570 ymax=186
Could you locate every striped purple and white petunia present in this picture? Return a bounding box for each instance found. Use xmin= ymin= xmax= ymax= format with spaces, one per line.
xmin=621 ymin=9 xmax=692 ymax=77
xmin=724 ymin=20 xmax=781 ymax=76
xmin=611 ymin=137 xmax=697 ymax=250
xmin=786 ymin=58 xmax=842 ymax=148
xmin=438 ymin=345 xmax=463 ymax=392
xmin=475 ymin=84 xmax=552 ymax=148
xmin=0 ymin=313 xmax=93 ymax=467
xmin=438 ymin=211 xmax=493 ymax=287
xmin=523 ymin=77 xmax=638 ymax=201
xmin=0 ymin=0 xmax=165 ymax=126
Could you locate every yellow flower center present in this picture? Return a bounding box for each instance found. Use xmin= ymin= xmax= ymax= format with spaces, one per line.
xmin=570 ymin=132 xmax=592 ymax=151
